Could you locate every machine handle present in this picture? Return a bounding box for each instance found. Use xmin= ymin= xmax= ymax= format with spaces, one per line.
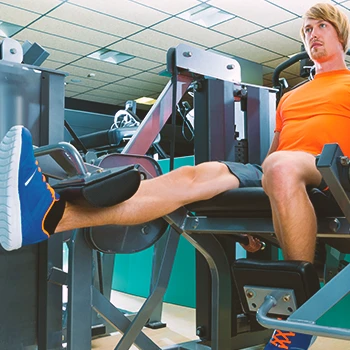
xmin=34 ymin=142 xmax=89 ymax=179
xmin=256 ymin=294 xmax=350 ymax=340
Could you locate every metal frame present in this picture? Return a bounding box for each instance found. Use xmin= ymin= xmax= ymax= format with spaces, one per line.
xmin=0 ymin=59 xmax=66 ymax=350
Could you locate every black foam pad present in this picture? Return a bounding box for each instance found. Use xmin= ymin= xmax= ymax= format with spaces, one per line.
xmin=232 ymin=259 xmax=320 ymax=316
xmin=55 ymin=165 xmax=141 ymax=207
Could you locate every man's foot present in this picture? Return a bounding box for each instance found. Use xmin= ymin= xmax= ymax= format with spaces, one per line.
xmin=0 ymin=125 xmax=60 ymax=250
xmin=264 ymin=329 xmax=315 ymax=349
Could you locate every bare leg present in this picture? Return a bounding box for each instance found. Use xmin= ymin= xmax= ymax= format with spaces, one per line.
xmin=56 ymin=162 xmax=239 ymax=232
xmin=262 ymin=151 xmax=322 ymax=263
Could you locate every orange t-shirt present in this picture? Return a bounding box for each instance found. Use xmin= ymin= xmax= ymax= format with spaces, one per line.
xmin=275 ymin=69 xmax=350 ymax=157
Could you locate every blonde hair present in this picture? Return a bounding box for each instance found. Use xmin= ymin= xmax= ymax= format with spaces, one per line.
xmin=300 ymin=3 xmax=350 ymax=52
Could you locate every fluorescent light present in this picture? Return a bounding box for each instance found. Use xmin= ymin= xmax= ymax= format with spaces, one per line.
xmin=135 ymin=97 xmax=157 ymax=105
xmin=0 ymin=21 xmax=23 ymax=37
xmin=88 ymin=49 xmax=134 ymax=65
xmin=178 ymin=4 xmax=234 ymax=28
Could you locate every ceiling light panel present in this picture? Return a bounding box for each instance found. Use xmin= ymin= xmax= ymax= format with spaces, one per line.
xmin=209 ymin=0 xmax=296 ymax=27
xmin=108 ymin=40 xmax=166 ymax=63
xmin=76 ymin=57 xmax=141 ymax=77
xmin=134 ymin=96 xmax=157 ymax=105
xmin=178 ymin=3 xmax=234 ymax=27
xmin=0 ymin=21 xmax=23 ymax=37
xmin=88 ymin=49 xmax=134 ymax=65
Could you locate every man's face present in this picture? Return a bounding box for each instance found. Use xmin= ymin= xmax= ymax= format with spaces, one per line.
xmin=303 ymin=18 xmax=343 ymax=62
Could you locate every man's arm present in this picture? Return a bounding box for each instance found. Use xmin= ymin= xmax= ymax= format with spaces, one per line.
xmin=265 ymin=132 xmax=280 ymax=158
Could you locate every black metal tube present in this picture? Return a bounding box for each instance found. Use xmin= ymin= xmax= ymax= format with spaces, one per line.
xmin=272 ymin=51 xmax=309 ymax=88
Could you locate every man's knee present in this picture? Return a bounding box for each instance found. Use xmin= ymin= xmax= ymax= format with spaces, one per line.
xmin=262 ymin=153 xmax=303 ymax=195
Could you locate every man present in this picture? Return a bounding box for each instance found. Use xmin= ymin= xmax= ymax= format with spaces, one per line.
xmin=0 ymin=3 xmax=349 ymax=350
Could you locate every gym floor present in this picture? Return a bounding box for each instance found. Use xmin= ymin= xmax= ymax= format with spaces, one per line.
xmin=91 ymin=291 xmax=350 ymax=350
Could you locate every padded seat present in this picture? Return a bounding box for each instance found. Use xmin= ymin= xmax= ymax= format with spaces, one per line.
xmin=186 ymin=187 xmax=343 ymax=218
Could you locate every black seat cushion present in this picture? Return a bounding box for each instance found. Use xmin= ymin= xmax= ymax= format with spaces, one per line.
xmin=186 ymin=187 xmax=342 ymax=218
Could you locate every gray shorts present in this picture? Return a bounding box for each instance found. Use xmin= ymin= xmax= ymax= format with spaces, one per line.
xmin=222 ymin=159 xmax=328 ymax=192
xmin=221 ymin=161 xmax=263 ymax=188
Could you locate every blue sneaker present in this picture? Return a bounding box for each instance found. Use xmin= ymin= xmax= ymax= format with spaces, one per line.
xmin=264 ymin=329 xmax=316 ymax=350
xmin=0 ymin=125 xmax=60 ymax=250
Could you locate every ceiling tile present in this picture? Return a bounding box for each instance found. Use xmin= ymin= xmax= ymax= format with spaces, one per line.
xmin=208 ymin=0 xmax=296 ymax=27
xmin=100 ymin=83 xmax=160 ymax=96
xmin=285 ymin=76 xmax=306 ymax=87
xmin=65 ymin=90 xmax=79 ymax=98
xmin=271 ymin=18 xmax=304 ymax=42
xmin=212 ymin=17 xmax=263 ymax=38
xmin=45 ymin=49 xmax=80 ymax=64
xmin=264 ymin=70 xmax=297 ymax=82
xmin=65 ymin=76 xmax=107 ymax=89
xmin=132 ymin=72 xmax=170 ymax=85
xmin=107 ymin=40 xmax=166 ymax=63
xmin=14 ymin=29 xmax=98 ymax=55
xmin=0 ymin=3 xmax=40 ymax=26
xmin=40 ymin=60 xmax=63 ymax=70
xmin=63 ymin=65 xmax=124 ymax=83
xmin=263 ymin=57 xmax=302 ymax=75
xmin=148 ymin=64 xmax=167 ymax=74
xmin=129 ymin=29 xmax=205 ymax=51
xmin=262 ymin=66 xmax=274 ymax=75
xmin=67 ymin=0 xmax=170 ymax=26
xmin=153 ymin=18 xmax=232 ymax=47
xmin=75 ymin=57 xmax=141 ymax=77
xmin=119 ymin=57 xmax=161 ymax=71
xmin=131 ymin=0 xmax=200 ymax=15
xmin=118 ymin=78 xmax=165 ymax=93
xmin=29 ymin=17 xmax=119 ymax=47
xmin=99 ymin=84 xmax=158 ymax=99
xmin=341 ymin=1 xmax=350 ymax=10
xmin=75 ymin=93 xmax=125 ymax=105
xmin=4 ymin=0 xmax=63 ymax=14
xmin=265 ymin=0 xmax=333 ymax=16
xmin=243 ymin=30 xmax=301 ymax=57
xmin=65 ymin=84 xmax=92 ymax=94
xmin=84 ymin=89 xmax=131 ymax=100
xmin=49 ymin=2 xmax=142 ymax=38
xmin=215 ymin=39 xmax=282 ymax=63
xmin=335 ymin=2 xmax=350 ymax=18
